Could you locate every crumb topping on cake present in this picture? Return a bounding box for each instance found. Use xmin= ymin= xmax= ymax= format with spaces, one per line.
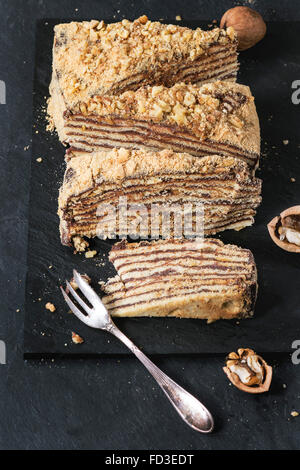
xmin=58 ymin=148 xmax=255 ymax=208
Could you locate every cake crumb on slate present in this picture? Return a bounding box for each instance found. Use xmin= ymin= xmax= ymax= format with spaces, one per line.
xmin=45 ymin=302 xmax=56 ymax=312
xmin=72 ymin=332 xmax=84 ymax=344
xmin=73 ymin=236 xmax=89 ymax=253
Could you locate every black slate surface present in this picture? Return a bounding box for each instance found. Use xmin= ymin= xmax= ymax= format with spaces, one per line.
xmin=1 ymin=0 xmax=300 ymax=450
xmin=24 ymin=19 xmax=300 ymax=357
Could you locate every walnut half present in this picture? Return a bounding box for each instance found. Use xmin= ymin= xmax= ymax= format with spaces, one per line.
xmin=223 ymin=348 xmax=272 ymax=393
xmin=268 ymin=206 xmax=300 ymax=253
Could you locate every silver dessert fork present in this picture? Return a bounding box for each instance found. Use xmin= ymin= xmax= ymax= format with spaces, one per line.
xmin=61 ymin=269 xmax=214 ymax=433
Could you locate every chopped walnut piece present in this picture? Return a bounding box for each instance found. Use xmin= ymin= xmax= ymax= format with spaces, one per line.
xmin=136 ymin=15 xmax=148 ymax=25
xmin=291 ymin=411 xmax=299 ymax=417
xmin=72 ymin=331 xmax=84 ymax=344
xmin=223 ymin=348 xmax=272 ymax=393
xmin=85 ymin=250 xmax=97 ymax=258
xmin=73 ymin=236 xmax=89 ymax=252
xmin=90 ymin=19 xmax=100 ymax=29
xmin=45 ymin=302 xmax=56 ymax=312
xmin=226 ymin=26 xmax=236 ymax=41
xmin=69 ymin=274 xmax=91 ymax=290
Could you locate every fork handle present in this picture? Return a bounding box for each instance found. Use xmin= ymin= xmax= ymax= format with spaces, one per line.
xmin=108 ymin=323 xmax=214 ymax=433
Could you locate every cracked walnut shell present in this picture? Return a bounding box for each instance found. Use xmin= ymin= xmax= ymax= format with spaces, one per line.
xmin=268 ymin=206 xmax=300 ymax=253
xmin=223 ymin=348 xmax=272 ymax=393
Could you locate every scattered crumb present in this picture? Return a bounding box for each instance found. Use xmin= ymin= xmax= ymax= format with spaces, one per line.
xmin=48 ymin=265 xmax=53 ymax=269
xmin=16 ymin=309 xmax=20 ymax=312
xmin=291 ymin=411 xmax=299 ymax=417
xmin=291 ymin=177 xmax=296 ymax=182
xmin=176 ymin=15 xmax=182 ymax=21
xmin=73 ymin=236 xmax=89 ymax=253
xmin=72 ymin=331 xmax=84 ymax=344
xmin=36 ymin=157 xmax=42 ymax=163
xmin=69 ymin=274 xmax=91 ymax=290
xmin=24 ymin=145 xmax=29 ymax=151
xmin=45 ymin=302 xmax=56 ymax=312
xmin=35 ymin=130 xmax=39 ymax=134
xmin=85 ymin=250 xmax=97 ymax=259
xmin=283 ymin=140 xmax=289 ymax=145
xmin=283 ymin=384 xmax=287 ymax=389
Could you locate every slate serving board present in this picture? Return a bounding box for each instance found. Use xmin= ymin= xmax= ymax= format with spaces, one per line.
xmin=24 ymin=19 xmax=300 ymax=358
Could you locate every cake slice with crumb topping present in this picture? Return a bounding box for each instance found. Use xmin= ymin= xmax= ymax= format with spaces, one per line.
xmin=58 ymin=148 xmax=261 ymax=245
xmin=47 ymin=16 xmax=238 ymax=138
xmin=101 ymin=238 xmax=257 ymax=322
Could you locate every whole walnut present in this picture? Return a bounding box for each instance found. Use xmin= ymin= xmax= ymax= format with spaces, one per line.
xmin=220 ymin=6 xmax=266 ymax=51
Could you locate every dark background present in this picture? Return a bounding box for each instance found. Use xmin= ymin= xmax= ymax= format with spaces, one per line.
xmin=1 ymin=0 xmax=300 ymax=450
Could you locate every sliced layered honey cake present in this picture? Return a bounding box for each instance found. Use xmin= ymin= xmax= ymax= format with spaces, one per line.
xmin=101 ymin=238 xmax=257 ymax=321
xmin=58 ymin=148 xmax=262 ymax=246
xmin=47 ymin=16 xmax=238 ymax=140
xmin=50 ymin=81 xmax=260 ymax=169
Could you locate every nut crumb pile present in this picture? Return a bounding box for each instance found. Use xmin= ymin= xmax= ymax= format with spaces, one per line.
xmin=45 ymin=302 xmax=56 ymax=312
